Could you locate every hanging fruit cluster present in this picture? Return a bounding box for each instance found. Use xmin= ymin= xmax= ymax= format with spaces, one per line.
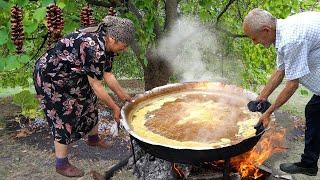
xmin=11 ymin=5 xmax=24 ymax=54
xmin=46 ymin=4 xmax=64 ymax=46
xmin=108 ymin=6 xmax=116 ymax=16
xmin=80 ymin=5 xmax=96 ymax=27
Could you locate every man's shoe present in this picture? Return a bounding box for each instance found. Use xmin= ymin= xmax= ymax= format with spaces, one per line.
xmin=280 ymin=162 xmax=318 ymax=176
xmin=56 ymin=163 xmax=84 ymax=177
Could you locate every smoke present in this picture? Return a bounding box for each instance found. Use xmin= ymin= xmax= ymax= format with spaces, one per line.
xmin=155 ymin=17 xmax=224 ymax=82
xmin=148 ymin=17 xmax=249 ymax=144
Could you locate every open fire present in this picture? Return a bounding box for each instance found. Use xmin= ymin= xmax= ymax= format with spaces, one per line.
xmin=231 ymin=128 xmax=286 ymax=179
xmin=171 ymin=128 xmax=286 ymax=179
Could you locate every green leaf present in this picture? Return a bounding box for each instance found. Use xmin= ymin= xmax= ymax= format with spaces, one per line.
xmin=13 ymin=90 xmax=40 ymax=118
xmin=24 ymin=19 xmax=38 ymax=34
xmin=18 ymin=54 xmax=30 ymax=64
xmin=0 ymin=57 xmax=5 ymax=71
xmin=15 ymin=0 xmax=29 ymax=7
xmin=143 ymin=58 xmax=148 ymax=66
xmin=4 ymin=55 xmax=19 ymax=70
xmin=0 ymin=0 xmax=8 ymax=9
xmin=13 ymin=90 xmax=34 ymax=107
xmin=57 ymin=2 xmax=66 ymax=9
xmin=0 ymin=27 xmax=8 ymax=45
xmin=6 ymin=40 xmax=16 ymax=52
xmin=41 ymin=0 xmax=53 ymax=6
xmin=63 ymin=19 xmax=78 ymax=33
xmin=33 ymin=7 xmax=46 ymax=22
xmin=199 ymin=0 xmax=210 ymax=7
xmin=300 ymin=89 xmax=309 ymax=96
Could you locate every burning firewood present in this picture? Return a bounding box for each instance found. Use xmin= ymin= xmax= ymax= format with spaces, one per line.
xmin=231 ymin=128 xmax=286 ymax=179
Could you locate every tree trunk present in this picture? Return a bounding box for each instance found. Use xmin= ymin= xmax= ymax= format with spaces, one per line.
xmin=164 ymin=0 xmax=178 ymax=30
xmin=144 ymin=0 xmax=177 ymax=91
xmin=144 ymin=49 xmax=172 ymax=91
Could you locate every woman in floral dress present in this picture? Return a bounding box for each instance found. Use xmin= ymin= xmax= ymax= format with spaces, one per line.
xmin=33 ymin=16 xmax=135 ymax=177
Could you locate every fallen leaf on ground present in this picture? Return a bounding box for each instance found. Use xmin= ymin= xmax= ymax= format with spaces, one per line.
xmin=15 ymin=128 xmax=33 ymax=138
xmin=89 ymin=170 xmax=104 ymax=180
xmin=274 ymin=174 xmax=293 ymax=180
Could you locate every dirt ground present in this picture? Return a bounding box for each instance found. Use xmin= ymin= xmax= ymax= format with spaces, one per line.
xmin=0 ymin=99 xmax=137 ymax=180
xmin=263 ymin=111 xmax=320 ymax=180
xmin=0 ymin=80 xmax=319 ymax=180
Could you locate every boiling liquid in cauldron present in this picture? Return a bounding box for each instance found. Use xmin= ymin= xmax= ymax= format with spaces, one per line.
xmin=129 ymin=91 xmax=260 ymax=148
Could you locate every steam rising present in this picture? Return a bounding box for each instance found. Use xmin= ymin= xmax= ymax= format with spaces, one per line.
xmin=154 ymin=17 xmax=249 ymax=141
xmin=156 ymin=17 xmax=223 ymax=82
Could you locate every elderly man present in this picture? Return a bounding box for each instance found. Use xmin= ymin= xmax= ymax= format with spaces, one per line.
xmin=243 ymin=9 xmax=320 ymax=176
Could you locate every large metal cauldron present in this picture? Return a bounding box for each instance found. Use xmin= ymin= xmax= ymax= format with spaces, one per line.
xmin=120 ymin=81 xmax=266 ymax=164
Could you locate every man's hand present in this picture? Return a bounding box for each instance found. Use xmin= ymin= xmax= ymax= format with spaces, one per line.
xmin=256 ymin=95 xmax=267 ymax=102
xmin=259 ymin=111 xmax=272 ymax=128
xmin=254 ymin=111 xmax=271 ymax=134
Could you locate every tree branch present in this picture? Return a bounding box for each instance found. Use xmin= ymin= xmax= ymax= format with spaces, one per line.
xmin=153 ymin=0 xmax=162 ymax=40
xmin=215 ymin=25 xmax=247 ymax=38
xmin=127 ymin=1 xmax=143 ymax=21
xmin=164 ymin=0 xmax=178 ymax=31
xmin=216 ymin=0 xmax=236 ymax=24
xmin=2 ymin=33 xmax=48 ymax=73
xmin=86 ymin=0 xmax=110 ymax=7
xmin=86 ymin=0 xmax=144 ymax=21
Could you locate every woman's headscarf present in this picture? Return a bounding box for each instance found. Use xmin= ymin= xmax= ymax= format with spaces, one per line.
xmin=80 ymin=16 xmax=135 ymax=45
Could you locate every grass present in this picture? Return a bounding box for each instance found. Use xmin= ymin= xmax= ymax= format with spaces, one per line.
xmin=0 ymin=86 xmax=35 ymax=98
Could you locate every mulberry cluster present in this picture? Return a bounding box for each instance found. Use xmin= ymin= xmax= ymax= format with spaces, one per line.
xmin=46 ymin=4 xmax=64 ymax=45
xmin=80 ymin=5 xmax=95 ymax=27
xmin=108 ymin=7 xmax=116 ymax=16
xmin=11 ymin=6 xmax=24 ymax=54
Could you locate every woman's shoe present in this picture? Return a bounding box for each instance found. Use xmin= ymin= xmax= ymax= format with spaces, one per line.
xmin=56 ymin=163 xmax=85 ymax=177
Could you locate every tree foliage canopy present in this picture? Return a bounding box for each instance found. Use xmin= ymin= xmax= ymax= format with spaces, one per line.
xmin=0 ymin=0 xmax=319 ymax=90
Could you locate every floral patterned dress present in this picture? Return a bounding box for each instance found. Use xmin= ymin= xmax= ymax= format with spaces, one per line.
xmin=33 ymin=31 xmax=115 ymax=144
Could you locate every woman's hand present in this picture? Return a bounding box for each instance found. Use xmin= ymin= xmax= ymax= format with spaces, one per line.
xmin=103 ymin=72 xmax=131 ymax=102
xmin=88 ymin=76 xmax=120 ymax=122
xmin=112 ymin=106 xmax=121 ymax=123
xmin=122 ymin=93 xmax=132 ymax=102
